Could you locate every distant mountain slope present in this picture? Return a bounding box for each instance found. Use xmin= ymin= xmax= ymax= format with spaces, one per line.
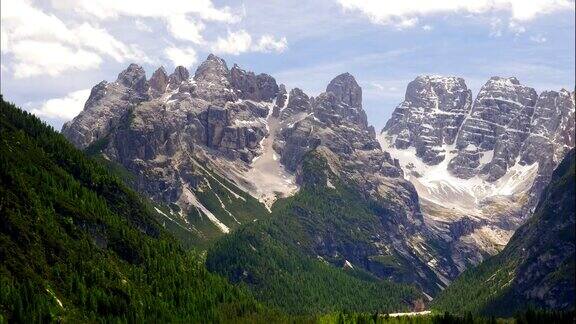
xmin=432 ymin=148 xmax=575 ymax=316
xmin=62 ymin=57 xmax=282 ymax=246
xmin=0 ymin=98 xmax=279 ymax=322
xmin=59 ymin=54 xmax=574 ymax=300
xmin=206 ymin=150 xmax=423 ymax=314
xmin=379 ymin=76 xmax=574 ymax=274
xmin=61 ymin=56 xmax=459 ymax=295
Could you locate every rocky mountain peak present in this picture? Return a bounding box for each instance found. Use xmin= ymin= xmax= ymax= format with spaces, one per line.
xmin=326 ymin=72 xmax=362 ymax=108
xmin=382 ymin=74 xmax=472 ymax=165
xmin=404 ymin=75 xmax=471 ymax=113
xmin=168 ymin=66 xmax=190 ymax=88
xmin=116 ymin=63 xmax=148 ymax=92
xmin=194 ymin=54 xmax=230 ymax=84
xmin=477 ymin=76 xmax=537 ymax=108
xmin=149 ymin=66 xmax=169 ymax=96
xmin=447 ymin=76 xmax=538 ymax=181
xmin=230 ymin=64 xmax=279 ymax=102
xmin=379 ymin=75 xmax=575 ymax=277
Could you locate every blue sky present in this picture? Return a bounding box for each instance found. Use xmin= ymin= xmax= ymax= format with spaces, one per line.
xmin=1 ymin=0 xmax=574 ymax=130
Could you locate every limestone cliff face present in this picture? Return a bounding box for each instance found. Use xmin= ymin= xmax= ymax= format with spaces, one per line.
xmin=379 ymin=75 xmax=575 ymax=276
xmin=62 ymin=55 xmax=282 ymax=241
xmin=433 ymin=149 xmax=576 ymax=315
xmin=62 ymin=57 xmax=575 ymax=296
xmin=383 ymin=75 xmax=472 ymax=165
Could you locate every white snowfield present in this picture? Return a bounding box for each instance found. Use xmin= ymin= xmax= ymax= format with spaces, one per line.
xmin=378 ymin=133 xmax=538 ymax=216
xmin=242 ymin=111 xmax=299 ymax=208
xmin=378 ymin=132 xmax=539 ymax=255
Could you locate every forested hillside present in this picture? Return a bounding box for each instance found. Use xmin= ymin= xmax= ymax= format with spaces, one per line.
xmin=207 ymin=150 xmax=423 ymax=314
xmin=0 ymin=97 xmax=281 ymax=322
xmin=432 ymin=149 xmax=576 ymax=316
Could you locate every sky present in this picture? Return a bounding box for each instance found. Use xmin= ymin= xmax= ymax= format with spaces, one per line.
xmin=1 ymin=0 xmax=574 ymax=131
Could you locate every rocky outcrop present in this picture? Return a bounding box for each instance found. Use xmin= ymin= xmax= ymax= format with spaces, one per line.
xmin=168 ymin=66 xmax=190 ymax=88
xmin=230 ymin=64 xmax=279 ymax=102
xmin=379 ymin=74 xmax=575 ymax=279
xmin=449 ymin=77 xmax=538 ymax=180
xmin=518 ymin=89 xmax=575 ymax=211
xmin=383 ymin=75 xmax=472 ymax=165
xmin=62 ymin=55 xmax=280 ymax=242
xmin=271 ymin=73 xmax=461 ymax=293
xmin=62 ymin=64 xmax=154 ymax=149
xmin=149 ymin=67 xmax=169 ymax=97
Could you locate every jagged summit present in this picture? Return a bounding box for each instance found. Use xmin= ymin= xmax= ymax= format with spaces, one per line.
xmin=326 ymin=72 xmax=362 ymax=108
xmin=488 ymin=75 xmax=520 ymax=85
xmin=383 ymin=74 xmax=472 ymax=164
xmin=194 ymin=53 xmax=230 ymax=84
xmin=169 ymin=65 xmax=190 ymax=87
xmin=116 ymin=63 xmax=148 ymax=92
xmin=149 ymin=66 xmax=169 ymax=96
xmin=61 ymin=60 xmax=575 ymax=297
xmin=379 ymin=74 xmax=575 ymax=276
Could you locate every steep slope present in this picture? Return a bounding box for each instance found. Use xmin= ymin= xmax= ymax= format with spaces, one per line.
xmin=62 ymin=57 xmax=464 ymax=295
xmin=207 ymin=71 xmax=478 ymax=303
xmin=207 ymin=150 xmax=423 ymax=314
xmin=432 ymin=148 xmax=576 ymax=316
xmin=0 ymin=98 xmax=279 ymax=322
xmin=61 ymin=56 xmax=572 ymax=297
xmin=62 ymin=56 xmax=285 ymax=245
xmin=379 ymin=76 xmax=575 ymax=270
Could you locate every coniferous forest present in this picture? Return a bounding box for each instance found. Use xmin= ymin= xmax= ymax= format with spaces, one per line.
xmin=2 ymin=97 xmax=574 ymax=323
xmin=0 ymin=98 xmax=283 ymax=322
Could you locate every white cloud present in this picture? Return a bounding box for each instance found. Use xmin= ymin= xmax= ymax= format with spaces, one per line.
xmin=51 ymin=0 xmax=239 ymax=22
xmin=508 ymin=21 xmax=526 ymax=35
xmin=422 ymin=24 xmax=433 ymax=31
xmin=166 ymin=15 xmax=205 ymax=44
xmin=11 ymin=41 xmax=102 ymax=78
xmin=1 ymin=0 xmax=146 ymax=78
xmin=212 ymin=30 xmax=288 ymax=55
xmin=165 ymin=47 xmax=198 ymax=67
xmin=212 ymin=30 xmax=253 ymax=55
xmin=397 ymin=17 xmax=419 ymax=29
xmin=489 ymin=17 xmax=503 ymax=37
xmin=337 ymin=0 xmax=575 ymax=27
xmin=371 ymin=82 xmax=385 ymax=90
xmin=530 ymin=34 xmax=548 ymax=43
xmin=253 ymin=35 xmax=288 ymax=53
xmin=51 ymin=0 xmax=240 ymax=43
xmin=134 ymin=19 xmax=153 ymax=32
xmin=74 ymin=23 xmax=147 ymax=62
xmin=31 ymin=89 xmax=91 ymax=120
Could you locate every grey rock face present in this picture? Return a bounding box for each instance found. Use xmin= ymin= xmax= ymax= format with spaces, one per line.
xmin=380 ymin=74 xmax=575 ymax=282
xmin=326 ymin=72 xmax=362 ymax=108
xmin=518 ymin=89 xmax=575 ymax=210
xmin=193 ymin=54 xmax=237 ymax=104
xmin=117 ymin=63 xmax=149 ymax=94
xmin=450 ymin=77 xmax=538 ymax=180
xmin=168 ymin=66 xmax=190 ymax=88
xmin=62 ymin=54 xmax=277 ymax=212
xmin=383 ymin=76 xmax=472 ymax=165
xmin=62 ymin=64 xmax=153 ymax=149
xmin=230 ymin=64 xmax=279 ymax=102
xmin=149 ymin=67 xmax=169 ymax=97
xmin=271 ymin=74 xmax=454 ymax=292
xmin=279 ymin=88 xmax=312 ymax=120
xmin=272 ymin=84 xmax=288 ymax=117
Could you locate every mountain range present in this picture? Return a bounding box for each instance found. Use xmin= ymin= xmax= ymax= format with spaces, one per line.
xmin=1 ymin=53 xmax=574 ymax=320
xmin=61 ymin=54 xmax=574 ymax=294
